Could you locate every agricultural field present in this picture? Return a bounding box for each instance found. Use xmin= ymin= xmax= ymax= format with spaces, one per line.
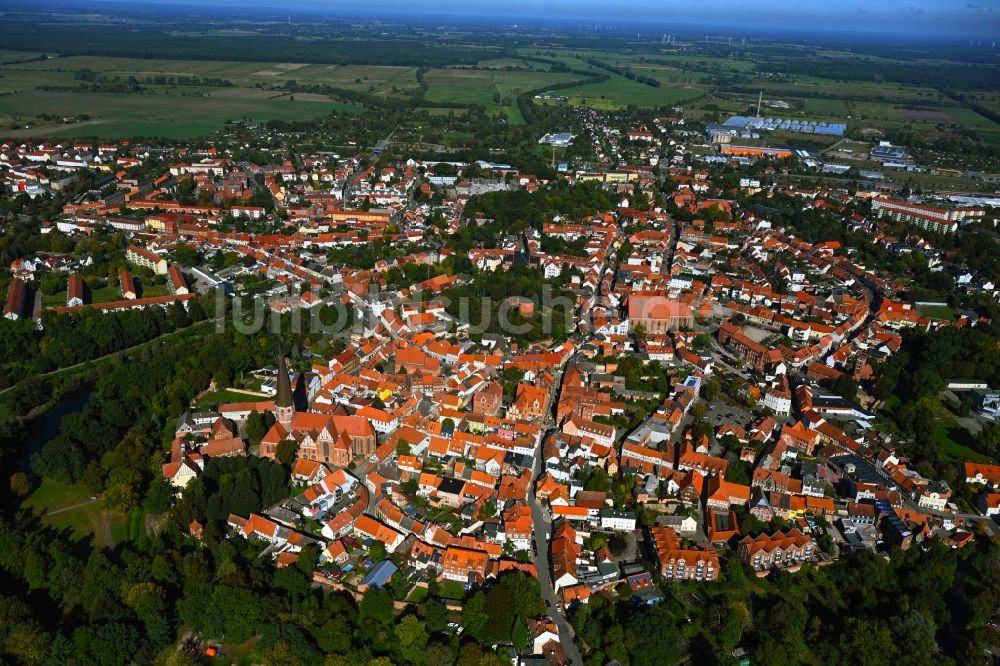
xmin=846 ymin=101 xmax=907 ymax=122
xmin=945 ymin=107 xmax=1000 ymax=147
xmin=0 ymin=88 xmax=360 ymax=139
xmin=423 ymin=67 xmax=581 ymax=120
xmin=748 ymin=77 xmax=945 ymax=105
xmin=0 ymin=43 xmax=997 ymax=148
xmin=800 ymin=98 xmax=850 ymax=118
xmin=0 ymin=52 xmax=395 ymax=138
xmin=6 ymin=55 xmax=420 ymax=94
xmin=0 ymin=51 xmax=48 ymax=64
xmin=554 ymin=74 xmax=706 ymax=109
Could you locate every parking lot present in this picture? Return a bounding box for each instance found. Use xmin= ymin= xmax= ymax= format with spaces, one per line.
xmin=704 ymin=399 xmax=753 ymax=453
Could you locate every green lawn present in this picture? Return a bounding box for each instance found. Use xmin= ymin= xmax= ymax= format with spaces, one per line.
xmin=42 ymin=281 xmax=174 ymax=307
xmin=944 ymin=107 xmax=1000 ymax=147
xmin=932 ymin=423 xmax=987 ymax=462
xmin=916 ymin=304 xmax=957 ymax=321
xmin=437 ymin=579 xmax=466 ymax=600
xmin=24 ymin=478 xmax=92 ymax=512
xmin=24 ymin=479 xmax=127 ymax=546
xmin=127 ymin=506 xmax=146 ymax=541
xmin=195 ymin=388 xmax=266 ymax=409
xmin=5 ymin=53 xmax=419 ymax=95
xmin=215 ymin=637 xmax=259 ymax=666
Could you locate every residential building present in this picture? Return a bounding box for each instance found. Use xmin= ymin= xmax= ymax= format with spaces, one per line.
xmin=737 ymin=529 xmax=815 ymax=573
xmin=648 ymin=526 xmax=719 ymax=582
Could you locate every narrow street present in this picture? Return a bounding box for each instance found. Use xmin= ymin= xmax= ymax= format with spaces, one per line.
xmin=528 ymin=438 xmax=584 ymax=666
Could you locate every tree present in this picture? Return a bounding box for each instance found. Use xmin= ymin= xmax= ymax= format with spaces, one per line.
xmin=359 ymin=587 xmax=393 ymax=625
xmin=103 ymin=467 xmax=143 ymax=513
xmin=368 ymin=540 xmax=387 ymax=563
xmin=9 ymin=472 xmax=31 ymax=497
xmin=423 ymin=598 xmax=449 ymax=633
xmin=4 ymin=620 xmax=49 ymax=666
xmin=511 ymin=616 xmax=529 ymax=649
xmin=395 ymin=615 xmax=429 ymax=662
xmin=584 ymin=467 xmax=611 ymax=492
xmin=461 ymin=592 xmax=487 ymax=640
xmin=172 ymin=243 xmax=200 ymax=267
xmin=424 ymin=642 xmax=453 ymax=666
xmin=276 ymin=439 xmax=299 ymax=466
xmin=691 ymin=401 xmax=708 ymax=420
xmin=170 ymin=302 xmax=190 ymax=329
xmin=400 ymin=478 xmax=419 ymax=498
xmin=625 ymin=609 xmax=683 ymax=666
xmin=725 ymin=458 xmax=752 ymax=485
xmin=317 ymin=615 xmax=352 ymax=655
xmin=211 ymin=586 xmax=261 ymax=643
xmin=831 ymin=374 xmax=859 ymax=402
xmin=144 ymin=477 xmax=176 ymax=514
xmin=246 ymin=410 xmax=267 ymax=444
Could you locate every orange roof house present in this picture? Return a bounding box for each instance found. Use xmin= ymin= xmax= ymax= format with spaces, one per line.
xmin=648 ymin=526 xmax=719 ymax=582
xmin=440 ymin=546 xmax=490 ymax=583
xmin=353 ymin=514 xmax=404 ymax=553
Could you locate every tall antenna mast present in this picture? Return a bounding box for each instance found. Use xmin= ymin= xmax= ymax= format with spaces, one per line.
xmin=757 ymin=89 xmax=763 ymax=118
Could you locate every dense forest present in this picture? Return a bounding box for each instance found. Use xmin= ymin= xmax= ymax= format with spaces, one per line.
xmin=0 ymin=297 xmax=208 ymax=387
xmin=461 ymin=182 xmax=614 ymax=234
xmin=755 ymin=58 xmax=1000 ymax=92
xmin=0 ymin=491 xmax=549 ymax=665
xmin=571 ymin=538 xmax=1000 ymax=665
xmin=874 ymin=325 xmax=1000 ymax=482
xmin=442 ymin=265 xmax=577 ymax=343
xmin=0 ymin=23 xmax=487 ymax=68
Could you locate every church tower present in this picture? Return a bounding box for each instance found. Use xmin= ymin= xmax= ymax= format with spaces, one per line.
xmin=275 ymin=355 xmax=295 ymax=427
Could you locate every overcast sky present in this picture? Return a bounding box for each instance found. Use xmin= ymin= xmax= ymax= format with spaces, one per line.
xmin=120 ymin=0 xmax=999 ymax=38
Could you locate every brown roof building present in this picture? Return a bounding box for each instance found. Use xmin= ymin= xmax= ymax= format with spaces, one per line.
xmin=3 ymin=278 xmax=26 ymax=320
xmin=737 ymin=528 xmax=815 ymax=573
xmin=648 ymin=525 xmax=719 ymax=582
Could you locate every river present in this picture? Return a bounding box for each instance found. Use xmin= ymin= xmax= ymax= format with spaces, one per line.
xmin=18 ymin=387 xmax=93 ymax=472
